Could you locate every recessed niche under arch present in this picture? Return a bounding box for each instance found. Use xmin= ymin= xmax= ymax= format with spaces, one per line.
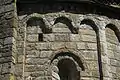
xmin=58 ymin=58 xmax=80 ymax=80
xmin=26 ymin=17 xmax=52 ymax=42
xmin=51 ymin=52 xmax=85 ymax=80
xmin=53 ymin=16 xmax=78 ymax=34
xmin=80 ymin=19 xmax=103 ymax=79
xmin=105 ymin=24 xmax=120 ymax=79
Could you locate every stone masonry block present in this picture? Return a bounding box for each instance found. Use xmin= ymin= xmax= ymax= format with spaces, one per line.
xmin=115 ymin=46 xmax=120 ymax=53
xmin=27 ymin=27 xmax=42 ymax=34
xmin=65 ymin=42 xmax=77 ymax=49
xmin=110 ymin=59 xmax=117 ymax=66
xmin=80 ymin=70 xmax=92 ymax=77
xmin=102 ymin=55 xmax=110 ymax=64
xmin=43 ymin=34 xmax=54 ymax=42
xmin=79 ymin=29 xmax=96 ymax=36
xmin=0 ymin=0 xmax=13 ymax=6
xmin=4 ymin=37 xmax=13 ymax=45
xmin=25 ymin=65 xmax=45 ymax=72
xmin=27 ymin=34 xmax=38 ymax=42
xmin=54 ymin=33 xmax=70 ymax=42
xmin=0 ymin=57 xmax=11 ymax=63
xmin=1 ymin=63 xmax=10 ymax=74
xmin=102 ymin=66 xmax=110 ymax=77
xmin=26 ymin=58 xmax=48 ymax=65
xmin=114 ymin=52 xmax=120 ymax=61
xmin=0 ymin=74 xmax=10 ymax=80
xmin=110 ymin=66 xmax=116 ymax=74
xmin=40 ymin=51 xmax=52 ymax=58
xmin=86 ymin=61 xmax=99 ymax=71
xmin=35 ymin=42 xmax=51 ymax=50
xmin=81 ymin=35 xmax=97 ymax=42
xmin=30 ymin=71 xmax=45 ymax=77
xmin=70 ymin=34 xmax=81 ymax=41
xmin=17 ymin=41 xmax=24 ymax=48
xmin=107 ymin=50 xmax=114 ymax=59
xmin=17 ymin=48 xmax=24 ymax=55
xmin=77 ymin=42 xmax=86 ymax=50
xmin=15 ymin=64 xmax=23 ymax=75
xmin=91 ymin=71 xmax=100 ymax=77
xmin=17 ymin=55 xmax=23 ymax=63
xmin=26 ymin=50 xmax=40 ymax=58
xmin=82 ymin=51 xmax=98 ymax=60
xmin=4 ymin=3 xmax=14 ymax=12
xmin=52 ymin=28 xmax=71 ymax=33
xmin=86 ymin=43 xmax=97 ymax=50
xmin=107 ymin=42 xmax=116 ymax=50
xmin=26 ymin=43 xmax=36 ymax=51
xmin=51 ymin=42 xmax=65 ymax=50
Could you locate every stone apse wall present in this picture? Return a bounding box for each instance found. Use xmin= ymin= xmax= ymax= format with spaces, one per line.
xmin=1 ymin=0 xmax=120 ymax=80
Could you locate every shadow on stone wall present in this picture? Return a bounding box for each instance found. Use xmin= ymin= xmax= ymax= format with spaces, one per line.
xmin=17 ymin=2 xmax=120 ymax=19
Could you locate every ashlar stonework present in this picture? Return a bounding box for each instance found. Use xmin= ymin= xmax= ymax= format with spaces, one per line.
xmin=0 ymin=0 xmax=120 ymax=80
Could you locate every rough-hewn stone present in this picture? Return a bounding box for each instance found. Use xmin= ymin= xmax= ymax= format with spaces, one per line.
xmin=0 ymin=0 xmax=120 ymax=80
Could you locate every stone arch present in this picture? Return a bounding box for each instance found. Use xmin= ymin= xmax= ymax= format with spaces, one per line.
xmin=50 ymin=48 xmax=87 ymax=69
xmin=80 ymin=19 xmax=103 ymax=79
xmin=105 ymin=24 xmax=120 ymax=42
xmin=80 ymin=19 xmax=99 ymax=33
xmin=50 ymin=51 xmax=86 ymax=80
xmin=53 ymin=16 xmax=78 ymax=34
xmin=27 ymin=17 xmax=51 ymax=33
xmin=51 ymin=51 xmax=85 ymax=71
xmin=105 ymin=23 xmax=120 ymax=79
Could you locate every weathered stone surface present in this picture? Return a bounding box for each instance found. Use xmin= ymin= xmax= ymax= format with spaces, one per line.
xmin=27 ymin=34 xmax=38 ymax=42
xmin=77 ymin=42 xmax=86 ymax=49
xmin=25 ymin=65 xmax=45 ymax=72
xmin=43 ymin=34 xmax=54 ymax=42
xmin=4 ymin=37 xmax=13 ymax=45
xmin=51 ymin=42 xmax=77 ymax=50
xmin=0 ymin=0 xmax=13 ymax=6
xmin=27 ymin=27 xmax=42 ymax=34
xmin=51 ymin=42 xmax=65 ymax=50
xmin=70 ymin=34 xmax=81 ymax=41
xmin=26 ymin=50 xmax=40 ymax=58
xmin=53 ymin=28 xmax=71 ymax=33
xmin=54 ymin=33 xmax=70 ymax=42
xmin=86 ymin=43 xmax=97 ymax=50
xmin=26 ymin=58 xmax=48 ymax=65
xmin=1 ymin=1 xmax=120 ymax=80
xmin=82 ymin=51 xmax=98 ymax=60
xmin=79 ymin=29 xmax=96 ymax=36
xmin=35 ymin=43 xmax=51 ymax=50
xmin=81 ymin=35 xmax=97 ymax=42
xmin=40 ymin=51 xmax=52 ymax=58
xmin=15 ymin=64 xmax=23 ymax=75
xmin=1 ymin=63 xmax=11 ymax=74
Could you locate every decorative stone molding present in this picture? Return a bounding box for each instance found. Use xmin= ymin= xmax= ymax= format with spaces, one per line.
xmin=50 ymin=48 xmax=87 ymax=71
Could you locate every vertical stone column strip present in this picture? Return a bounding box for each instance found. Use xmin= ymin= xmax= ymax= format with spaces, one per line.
xmin=95 ymin=28 xmax=103 ymax=80
xmin=22 ymin=23 xmax=27 ymax=80
xmin=99 ymin=25 xmax=111 ymax=79
xmin=12 ymin=0 xmax=18 ymax=79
